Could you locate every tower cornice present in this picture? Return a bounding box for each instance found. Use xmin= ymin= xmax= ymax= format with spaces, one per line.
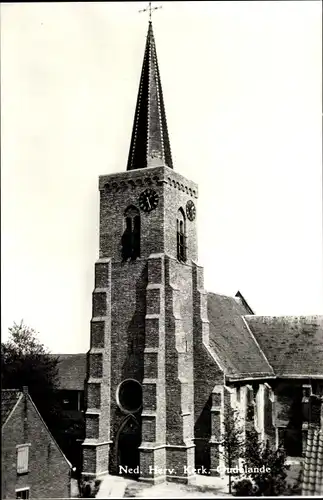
xmin=99 ymin=166 xmax=198 ymax=198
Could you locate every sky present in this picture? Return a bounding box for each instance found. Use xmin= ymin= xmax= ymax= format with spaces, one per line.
xmin=1 ymin=1 xmax=322 ymax=353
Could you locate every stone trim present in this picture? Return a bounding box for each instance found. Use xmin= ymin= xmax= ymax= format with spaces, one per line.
xmin=100 ymin=174 xmax=198 ymax=198
xmin=139 ymin=443 xmax=196 ymax=451
xmin=82 ymin=440 xmax=113 ymax=447
xmin=81 ymin=469 xmax=110 ymax=477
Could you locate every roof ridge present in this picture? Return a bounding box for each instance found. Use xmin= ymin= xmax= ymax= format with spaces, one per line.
xmin=51 ymin=352 xmax=86 ymax=356
xmin=245 ymin=314 xmax=323 ymax=319
xmin=207 ymin=291 xmax=237 ymax=300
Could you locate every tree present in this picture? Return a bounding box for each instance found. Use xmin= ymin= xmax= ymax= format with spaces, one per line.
xmin=1 ymin=321 xmax=61 ymax=429
xmin=220 ymin=405 xmax=245 ymax=494
xmin=232 ymin=429 xmax=290 ymax=496
xmin=2 ymin=321 xmax=86 ymax=473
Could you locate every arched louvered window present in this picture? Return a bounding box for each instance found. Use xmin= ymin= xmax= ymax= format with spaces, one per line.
xmin=177 ymin=208 xmax=187 ymax=262
xmin=122 ymin=206 xmax=140 ymax=261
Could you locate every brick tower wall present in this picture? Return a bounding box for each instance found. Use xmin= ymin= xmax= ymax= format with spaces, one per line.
xmin=83 ymin=165 xmax=219 ymax=482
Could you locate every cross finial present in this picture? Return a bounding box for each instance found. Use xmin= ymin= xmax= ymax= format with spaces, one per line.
xmin=139 ymin=2 xmax=162 ymax=22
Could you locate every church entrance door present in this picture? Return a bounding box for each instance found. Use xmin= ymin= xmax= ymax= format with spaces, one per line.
xmin=116 ymin=416 xmax=141 ymax=479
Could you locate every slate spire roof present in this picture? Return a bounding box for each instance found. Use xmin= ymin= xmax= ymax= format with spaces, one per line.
xmin=127 ymin=21 xmax=173 ymax=171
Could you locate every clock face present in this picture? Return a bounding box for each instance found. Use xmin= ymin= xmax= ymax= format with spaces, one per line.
xmin=186 ymin=200 xmax=196 ymax=221
xmin=139 ymin=188 xmax=159 ymax=213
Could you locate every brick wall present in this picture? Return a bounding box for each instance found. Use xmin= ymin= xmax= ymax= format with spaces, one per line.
xmin=98 ymin=165 xmax=198 ymax=262
xmin=109 ymin=259 xmax=147 ymax=461
xmin=193 ymin=264 xmax=224 ymax=405
xmin=83 ymin=257 xmax=112 ymax=476
xmin=2 ymin=394 xmax=70 ymax=499
xmin=165 ymin=257 xmax=194 ymax=445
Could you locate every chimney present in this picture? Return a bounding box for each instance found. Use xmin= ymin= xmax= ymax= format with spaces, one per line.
xmin=23 ymin=386 xmax=28 ymax=441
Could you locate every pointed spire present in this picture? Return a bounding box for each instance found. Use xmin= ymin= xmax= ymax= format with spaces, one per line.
xmin=127 ymin=21 xmax=173 ymax=171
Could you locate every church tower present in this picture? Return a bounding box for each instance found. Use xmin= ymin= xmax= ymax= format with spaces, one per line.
xmin=82 ymin=18 xmax=217 ymax=484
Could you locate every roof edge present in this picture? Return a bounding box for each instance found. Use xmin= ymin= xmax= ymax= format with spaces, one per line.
xmin=244 ymin=314 xmax=323 ymax=320
xmin=227 ymin=375 xmax=277 ymax=383
xmin=2 ymin=392 xmax=24 ymax=429
xmin=241 ymin=316 xmax=275 ymax=376
xmin=277 ymin=374 xmax=323 ymax=380
xmin=235 ymin=291 xmax=255 ymax=315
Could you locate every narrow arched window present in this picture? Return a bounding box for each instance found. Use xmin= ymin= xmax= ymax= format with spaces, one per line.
xmin=177 ymin=208 xmax=187 ymax=262
xmin=122 ymin=206 xmax=141 ymax=261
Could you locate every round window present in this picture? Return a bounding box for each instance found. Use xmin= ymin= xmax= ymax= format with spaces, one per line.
xmin=117 ymin=379 xmax=143 ymax=414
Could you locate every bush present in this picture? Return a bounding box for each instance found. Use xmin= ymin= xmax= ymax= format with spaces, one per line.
xmin=244 ymin=430 xmax=290 ymax=496
xmin=232 ymin=478 xmax=257 ymax=496
xmin=231 ymin=430 xmax=291 ymax=496
xmin=79 ymin=478 xmax=101 ymax=498
xmin=284 ymin=468 xmax=303 ymax=496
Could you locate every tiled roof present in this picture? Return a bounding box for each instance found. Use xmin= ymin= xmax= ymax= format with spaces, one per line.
xmin=207 ymin=293 xmax=274 ymax=379
xmin=1 ymin=389 xmax=21 ymax=425
xmin=52 ymin=354 xmax=87 ymax=391
xmin=245 ymin=315 xmax=323 ymax=377
xmin=302 ymin=426 xmax=323 ymax=495
xmin=126 ymin=21 xmax=173 ymax=171
xmin=49 ymin=313 xmax=322 ymax=387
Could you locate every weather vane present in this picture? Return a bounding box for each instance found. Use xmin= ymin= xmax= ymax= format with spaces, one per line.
xmin=139 ymin=2 xmax=162 ymax=22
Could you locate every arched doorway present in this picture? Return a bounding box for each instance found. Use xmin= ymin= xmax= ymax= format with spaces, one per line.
xmin=116 ymin=415 xmax=141 ymax=479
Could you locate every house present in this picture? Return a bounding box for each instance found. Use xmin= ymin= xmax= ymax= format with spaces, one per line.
xmin=1 ymin=387 xmax=72 ymax=499
xmin=54 ymin=353 xmax=87 ymax=414
xmin=52 ymin=353 xmax=87 ymax=472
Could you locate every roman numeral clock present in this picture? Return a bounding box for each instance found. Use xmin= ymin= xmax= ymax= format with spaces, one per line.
xmin=139 ymin=188 xmax=159 ymax=213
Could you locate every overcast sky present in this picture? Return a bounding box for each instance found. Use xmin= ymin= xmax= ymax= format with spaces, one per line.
xmin=1 ymin=1 xmax=322 ymax=353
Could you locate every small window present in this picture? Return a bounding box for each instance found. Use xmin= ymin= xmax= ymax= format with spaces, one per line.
xmin=302 ymin=384 xmax=312 ymax=401
xmin=16 ymin=488 xmax=30 ymax=499
xmin=122 ymin=206 xmax=141 ymax=261
xmin=177 ymin=208 xmax=187 ymax=262
xmin=60 ymin=390 xmax=79 ymax=410
xmin=17 ymin=445 xmax=30 ymax=474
